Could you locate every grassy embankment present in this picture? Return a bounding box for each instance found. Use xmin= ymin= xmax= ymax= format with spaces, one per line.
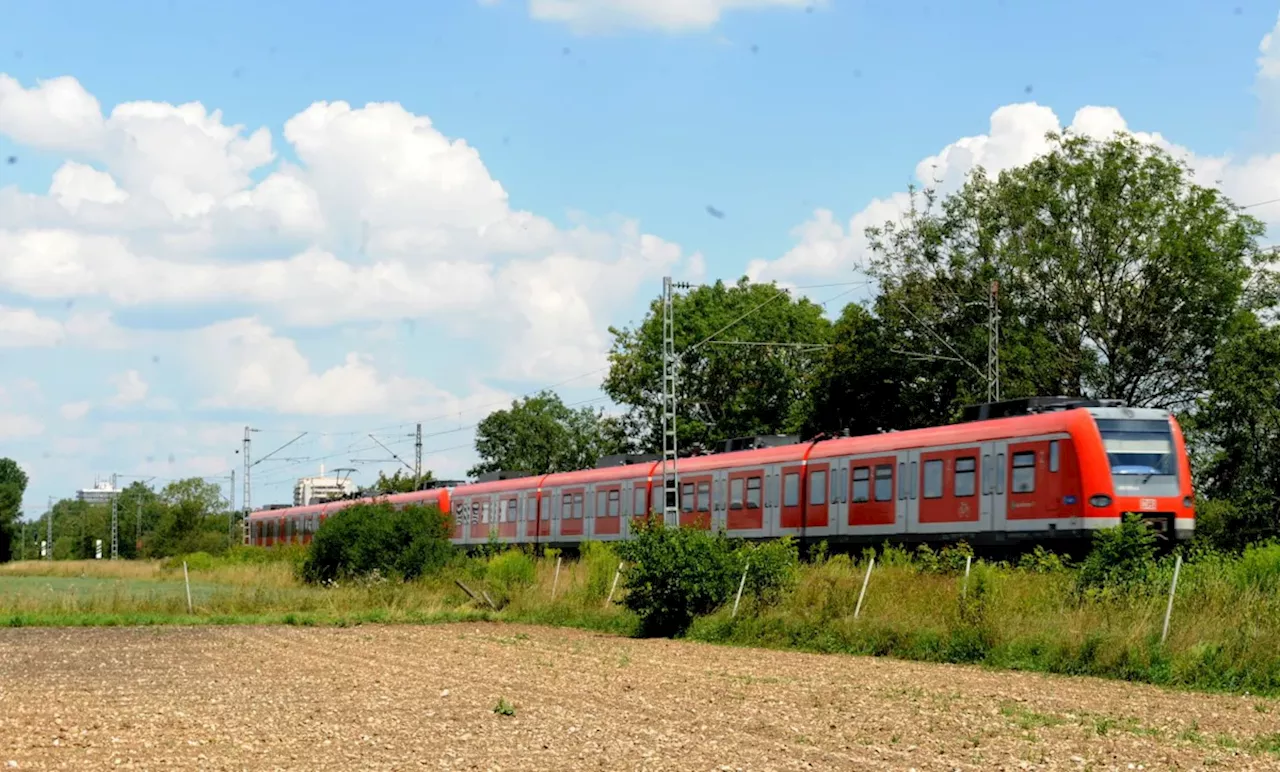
xmin=3 ymin=541 xmax=1280 ymax=697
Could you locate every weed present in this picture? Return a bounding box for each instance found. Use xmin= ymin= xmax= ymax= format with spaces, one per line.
xmin=493 ymin=697 xmax=515 ymax=716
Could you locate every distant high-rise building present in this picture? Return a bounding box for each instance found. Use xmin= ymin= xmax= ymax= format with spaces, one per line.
xmin=76 ymin=478 xmax=121 ymax=504
xmin=293 ymin=464 xmax=356 ymax=506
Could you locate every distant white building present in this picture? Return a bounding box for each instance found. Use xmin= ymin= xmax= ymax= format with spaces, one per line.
xmin=76 ymin=478 xmax=121 ymax=504
xmin=293 ymin=464 xmax=357 ymax=506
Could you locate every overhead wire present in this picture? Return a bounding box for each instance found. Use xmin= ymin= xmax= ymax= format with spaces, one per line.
xmin=112 ymin=277 xmax=878 ymax=507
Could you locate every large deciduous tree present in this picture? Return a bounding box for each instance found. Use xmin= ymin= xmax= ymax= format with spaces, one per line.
xmin=371 ymin=469 xmax=435 ymax=494
xmin=470 ymin=391 xmax=631 ymax=477
xmin=604 ymin=278 xmax=832 ymax=452
xmin=0 ymin=458 xmax=29 ymax=562
xmin=865 ymin=131 xmax=1270 ymax=416
xmin=1184 ymin=311 xmax=1280 ymax=548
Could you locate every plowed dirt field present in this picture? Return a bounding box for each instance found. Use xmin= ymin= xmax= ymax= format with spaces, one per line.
xmin=0 ymin=623 xmax=1277 ymax=770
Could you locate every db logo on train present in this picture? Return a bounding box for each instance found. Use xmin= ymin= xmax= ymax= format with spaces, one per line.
xmin=1140 ymin=498 xmax=1157 ymax=511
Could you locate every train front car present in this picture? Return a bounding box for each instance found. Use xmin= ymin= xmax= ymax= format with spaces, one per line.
xmin=1074 ymin=405 xmax=1195 ymax=543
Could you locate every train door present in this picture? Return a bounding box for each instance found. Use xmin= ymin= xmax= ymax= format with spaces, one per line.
xmin=711 ymin=469 xmax=729 ymax=533
xmin=985 ymin=441 xmax=1009 ymax=533
xmin=900 ymin=449 xmax=921 ymax=533
xmin=828 ymin=458 xmax=848 ymax=538
xmin=779 ymin=463 xmax=804 ymax=530
xmin=620 ymin=480 xmax=633 ymax=538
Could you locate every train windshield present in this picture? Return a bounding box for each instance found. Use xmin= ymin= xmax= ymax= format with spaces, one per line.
xmin=1095 ymin=418 xmax=1179 ymax=494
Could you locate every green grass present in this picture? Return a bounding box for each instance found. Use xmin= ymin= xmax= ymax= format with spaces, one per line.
xmin=5 ymin=541 xmax=1280 ymax=700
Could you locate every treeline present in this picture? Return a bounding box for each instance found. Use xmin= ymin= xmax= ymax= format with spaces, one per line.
xmin=4 ymin=476 xmax=236 ymax=561
xmin=471 ymin=131 xmax=1280 ymax=552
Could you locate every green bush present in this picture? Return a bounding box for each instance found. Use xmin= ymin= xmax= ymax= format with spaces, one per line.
xmin=300 ymin=501 xmax=453 ymax=584
xmin=615 ymin=514 xmax=742 ymax=637
xmin=581 ymin=540 xmax=621 ymax=600
xmin=915 ymin=541 xmax=974 ymax=574
xmin=1076 ymin=513 xmax=1158 ymax=596
xmin=1017 ymin=545 xmax=1068 ymax=573
xmin=738 ymin=536 xmax=800 ymax=605
xmin=486 ymin=548 xmax=537 ymax=600
xmin=1236 ymin=541 xmax=1280 ymax=593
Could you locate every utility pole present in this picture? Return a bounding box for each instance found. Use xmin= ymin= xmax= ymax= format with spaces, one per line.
xmin=45 ymin=495 xmax=52 ymax=560
xmin=136 ymin=499 xmax=142 ymax=549
xmin=242 ymin=426 xmax=252 ymax=521
xmin=986 ymin=279 xmax=1001 ymax=403
xmin=661 ymin=276 xmax=691 ymax=527
xmin=226 ymin=469 xmax=236 ymax=547
xmin=414 ymin=423 xmax=423 ymax=484
xmin=20 ymin=520 xmax=25 ymax=561
xmin=110 ymin=473 xmax=119 ymax=560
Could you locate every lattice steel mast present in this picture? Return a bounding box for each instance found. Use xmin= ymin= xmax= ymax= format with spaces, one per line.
xmin=661 ymin=277 xmax=691 ymax=526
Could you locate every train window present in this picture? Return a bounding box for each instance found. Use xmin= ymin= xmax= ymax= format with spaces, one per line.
xmin=526 ymin=497 xmax=537 ymax=521
xmin=983 ymin=455 xmax=993 ymax=494
xmin=697 ymin=481 xmax=711 ymax=512
xmin=898 ymin=463 xmax=907 ymax=500
xmin=809 ymin=470 xmax=827 ymax=506
xmin=746 ymin=477 xmax=762 ymax=508
xmin=730 ymin=478 xmax=744 ymax=509
xmin=507 ymin=499 xmax=518 ymax=522
xmin=608 ymin=490 xmax=620 ymax=516
xmin=909 ymin=461 xmax=918 ymax=499
xmin=766 ymin=474 xmax=778 ymax=508
xmin=542 ymin=495 xmax=551 ymax=521
xmin=996 ymin=453 xmax=1006 ymax=494
xmin=830 ymin=468 xmax=840 ymax=504
xmin=681 ymin=483 xmax=695 ymax=512
xmin=713 ymin=479 xmax=725 ymax=511
xmin=596 ymin=491 xmax=607 ymax=519
xmin=852 ymin=467 xmax=870 ymax=503
xmin=955 ymin=457 xmax=977 ymax=497
xmin=634 ymin=488 xmax=647 ymax=516
xmin=1012 ymin=452 xmax=1036 ymax=493
xmin=561 ymin=494 xmax=572 ymax=520
xmin=874 ymin=465 xmax=893 ymax=502
xmin=573 ymin=493 xmax=584 ymax=519
xmin=1049 ymin=440 xmax=1060 ymax=473
xmin=783 ymin=473 xmax=799 ymax=507
xmin=923 ymin=460 xmax=944 ymax=499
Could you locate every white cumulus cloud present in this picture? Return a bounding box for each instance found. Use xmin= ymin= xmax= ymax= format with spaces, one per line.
xmin=749 ymin=102 xmax=1280 ymax=287
xmin=108 ymin=370 xmax=149 ymax=406
xmin=0 ymin=413 xmax=43 ymax=440
xmin=0 ymin=305 xmax=64 ymax=347
xmin=0 ymin=75 xmax=698 ymax=383
xmin=521 ymin=0 xmax=822 ymax=33
xmin=59 ymin=401 xmax=91 ymax=421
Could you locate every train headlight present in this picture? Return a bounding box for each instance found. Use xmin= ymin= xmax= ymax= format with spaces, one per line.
xmin=1088 ymin=494 xmax=1112 ymax=508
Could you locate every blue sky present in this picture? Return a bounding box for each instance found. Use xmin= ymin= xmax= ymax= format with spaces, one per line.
xmin=2 ymin=0 xmax=1279 ymax=515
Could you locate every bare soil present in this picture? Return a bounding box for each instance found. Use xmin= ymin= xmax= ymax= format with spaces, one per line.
xmin=0 ymin=623 xmax=1278 ymax=770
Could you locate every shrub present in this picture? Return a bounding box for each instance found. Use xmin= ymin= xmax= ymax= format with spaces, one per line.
xmin=1076 ymin=513 xmax=1158 ymax=595
xmin=486 ymin=548 xmax=537 ymax=600
xmin=1017 ymin=545 xmax=1068 ymax=573
xmin=915 ymin=541 xmax=974 ymax=575
xmin=581 ymin=540 xmax=621 ymax=600
xmin=738 ymin=536 xmax=800 ymax=605
xmin=300 ymin=501 xmax=453 ymax=584
xmin=615 ymin=514 xmax=742 ymax=637
xmin=1235 ymin=541 xmax=1280 ymax=593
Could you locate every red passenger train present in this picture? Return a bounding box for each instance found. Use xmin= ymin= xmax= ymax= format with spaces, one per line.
xmin=245 ymin=398 xmax=1195 ymax=550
